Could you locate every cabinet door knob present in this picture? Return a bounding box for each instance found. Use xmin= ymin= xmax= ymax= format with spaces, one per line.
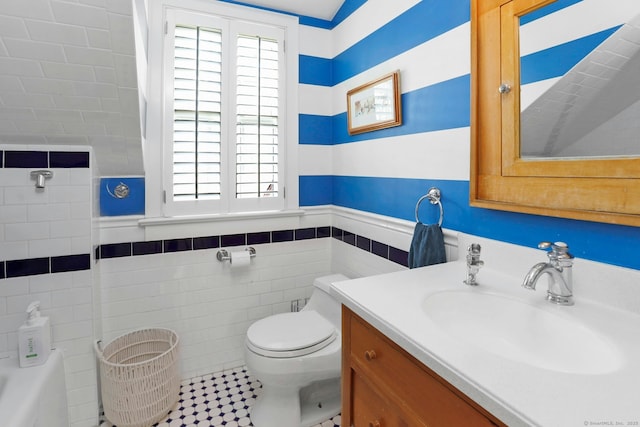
xmin=364 ymin=349 xmax=377 ymax=361
xmin=369 ymin=420 xmax=381 ymax=427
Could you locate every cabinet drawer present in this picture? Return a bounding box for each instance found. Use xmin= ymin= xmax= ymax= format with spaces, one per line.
xmin=352 ymin=371 xmax=392 ymax=427
xmin=352 ymin=370 xmax=415 ymax=427
xmin=349 ymin=312 xmax=499 ymax=427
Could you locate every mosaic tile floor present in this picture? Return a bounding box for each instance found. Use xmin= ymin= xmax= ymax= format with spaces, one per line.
xmin=101 ymin=366 xmax=341 ymax=427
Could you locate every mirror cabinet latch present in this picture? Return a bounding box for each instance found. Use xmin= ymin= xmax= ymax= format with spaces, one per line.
xmin=498 ymin=83 xmax=511 ymax=94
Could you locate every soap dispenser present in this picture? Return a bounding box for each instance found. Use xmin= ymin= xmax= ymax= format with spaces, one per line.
xmin=18 ymin=301 xmax=52 ymax=368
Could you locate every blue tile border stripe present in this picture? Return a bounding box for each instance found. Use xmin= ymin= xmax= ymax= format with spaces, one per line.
xmin=93 ymin=226 xmax=409 ymax=267
xmin=0 ymin=225 xmax=411 ymax=280
xmin=49 ymin=151 xmax=90 ymax=168
xmin=0 ymin=254 xmax=91 ymax=279
xmin=4 ymin=151 xmax=48 ymax=168
xmin=331 ymin=226 xmax=409 ymax=268
xmin=1 ymin=150 xmax=90 ymax=168
xmin=51 ymin=254 xmax=90 ymax=273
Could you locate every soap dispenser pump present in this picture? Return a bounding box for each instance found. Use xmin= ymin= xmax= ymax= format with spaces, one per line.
xmin=18 ymin=301 xmax=52 ymax=367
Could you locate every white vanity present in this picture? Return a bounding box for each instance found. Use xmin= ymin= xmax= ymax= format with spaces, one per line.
xmin=331 ymin=233 xmax=640 ymax=426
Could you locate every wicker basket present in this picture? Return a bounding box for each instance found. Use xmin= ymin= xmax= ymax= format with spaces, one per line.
xmin=95 ymin=328 xmax=180 ymax=427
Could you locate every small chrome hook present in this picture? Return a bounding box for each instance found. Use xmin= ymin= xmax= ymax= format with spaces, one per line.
xmin=30 ymin=170 xmax=53 ymax=189
xmin=426 ymin=187 xmax=441 ymax=204
xmin=106 ymin=182 xmax=130 ymax=199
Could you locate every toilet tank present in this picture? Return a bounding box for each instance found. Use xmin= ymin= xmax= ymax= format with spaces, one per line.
xmin=303 ymin=274 xmax=349 ymax=329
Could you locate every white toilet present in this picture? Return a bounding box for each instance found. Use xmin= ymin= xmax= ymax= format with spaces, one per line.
xmin=244 ymin=273 xmax=348 ymax=427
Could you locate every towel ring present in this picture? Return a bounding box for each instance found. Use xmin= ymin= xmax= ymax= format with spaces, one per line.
xmin=415 ymin=187 xmax=444 ymax=226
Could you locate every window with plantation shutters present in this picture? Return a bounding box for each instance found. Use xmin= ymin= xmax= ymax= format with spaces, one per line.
xmin=235 ymin=35 xmax=280 ymax=200
xmin=172 ymin=25 xmax=223 ymax=202
xmin=161 ymin=7 xmax=289 ymax=216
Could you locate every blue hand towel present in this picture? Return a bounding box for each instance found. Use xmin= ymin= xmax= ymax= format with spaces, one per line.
xmin=408 ymin=223 xmax=446 ymax=269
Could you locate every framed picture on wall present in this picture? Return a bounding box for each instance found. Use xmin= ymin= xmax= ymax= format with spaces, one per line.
xmin=347 ymin=71 xmax=402 ymax=135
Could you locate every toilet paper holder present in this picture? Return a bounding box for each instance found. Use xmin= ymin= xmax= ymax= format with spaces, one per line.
xmin=216 ymin=247 xmax=256 ymax=262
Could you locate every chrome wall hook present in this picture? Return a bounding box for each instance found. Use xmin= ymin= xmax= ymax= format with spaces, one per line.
xmin=30 ymin=170 xmax=53 ymax=189
xmin=106 ymin=182 xmax=130 ymax=199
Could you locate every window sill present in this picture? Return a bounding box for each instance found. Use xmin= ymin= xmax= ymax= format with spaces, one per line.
xmin=138 ymin=209 xmax=306 ymax=227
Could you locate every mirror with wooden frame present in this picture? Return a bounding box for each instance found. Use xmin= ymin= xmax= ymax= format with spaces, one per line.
xmin=471 ymin=0 xmax=640 ymax=227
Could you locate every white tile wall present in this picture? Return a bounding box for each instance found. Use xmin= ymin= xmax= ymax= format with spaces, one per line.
xmin=0 ymin=270 xmax=99 ymax=427
xmin=0 ymin=0 xmax=144 ymax=176
xmin=0 ymin=145 xmax=99 ymax=427
xmin=96 ymin=205 xmax=459 ymax=384
xmin=0 ymin=182 xmax=460 ymax=427
xmin=100 ymin=238 xmax=333 ymax=379
xmin=0 ymin=160 xmax=91 ymax=261
xmin=331 ymin=207 xmax=459 ymax=279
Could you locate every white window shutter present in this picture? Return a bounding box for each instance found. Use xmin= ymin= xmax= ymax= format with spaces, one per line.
xmin=161 ymin=7 xmax=289 ymax=216
xmin=172 ymin=25 xmax=223 ymax=201
xmin=235 ymin=34 xmax=280 ymax=199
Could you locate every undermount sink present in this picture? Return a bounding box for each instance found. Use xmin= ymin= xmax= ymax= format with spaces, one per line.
xmin=422 ymin=290 xmax=623 ymax=374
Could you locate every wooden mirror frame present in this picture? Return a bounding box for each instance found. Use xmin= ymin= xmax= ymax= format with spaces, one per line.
xmin=470 ymin=0 xmax=640 ymax=227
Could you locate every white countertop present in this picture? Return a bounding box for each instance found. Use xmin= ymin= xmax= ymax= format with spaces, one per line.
xmin=331 ymin=260 xmax=640 ymax=427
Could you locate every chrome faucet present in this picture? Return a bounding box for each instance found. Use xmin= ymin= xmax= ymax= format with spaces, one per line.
xmin=522 ymin=241 xmax=574 ymax=305
xmin=464 ymin=243 xmax=484 ymax=286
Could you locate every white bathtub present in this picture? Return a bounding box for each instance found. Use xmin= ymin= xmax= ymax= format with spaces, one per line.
xmin=0 ymin=349 xmax=69 ymax=427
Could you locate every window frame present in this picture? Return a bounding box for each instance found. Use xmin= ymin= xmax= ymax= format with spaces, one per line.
xmin=145 ymin=0 xmax=299 ymax=219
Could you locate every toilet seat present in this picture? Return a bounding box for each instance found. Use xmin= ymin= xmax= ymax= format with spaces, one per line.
xmin=246 ymin=311 xmax=337 ymax=358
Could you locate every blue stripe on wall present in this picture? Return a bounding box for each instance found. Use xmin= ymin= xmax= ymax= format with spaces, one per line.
xmin=331 ymin=74 xmax=470 ymax=144
xmin=332 ymin=0 xmax=470 ymax=85
xmin=521 ymin=26 xmax=619 ymax=85
xmin=299 ymin=16 xmax=333 ymax=29
xmin=219 ymin=0 xmax=333 ymax=28
xmin=520 ymin=0 xmax=582 ymax=25
xmin=100 ymin=178 xmax=145 ymax=216
xmin=296 ymin=1 xmax=640 ymax=271
xmin=299 ymin=114 xmax=333 ymax=145
xmin=301 ymin=175 xmax=640 ymax=269
xmin=300 ymin=75 xmax=470 ymax=146
xmin=220 ymin=0 xmax=367 ymax=29
xmin=332 ymin=0 xmax=367 ymax=27
xmin=218 ymin=0 xmax=369 ymax=29
xmin=300 ymin=175 xmax=333 ymax=206
xmin=300 ymin=55 xmax=332 ymax=86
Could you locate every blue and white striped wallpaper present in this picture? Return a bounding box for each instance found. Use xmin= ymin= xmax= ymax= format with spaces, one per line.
xmin=100 ymin=0 xmax=640 ymax=270
xmin=296 ymin=0 xmax=640 ymax=270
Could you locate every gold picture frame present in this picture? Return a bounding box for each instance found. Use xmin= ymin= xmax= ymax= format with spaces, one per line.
xmin=347 ymin=71 xmax=402 ymax=135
